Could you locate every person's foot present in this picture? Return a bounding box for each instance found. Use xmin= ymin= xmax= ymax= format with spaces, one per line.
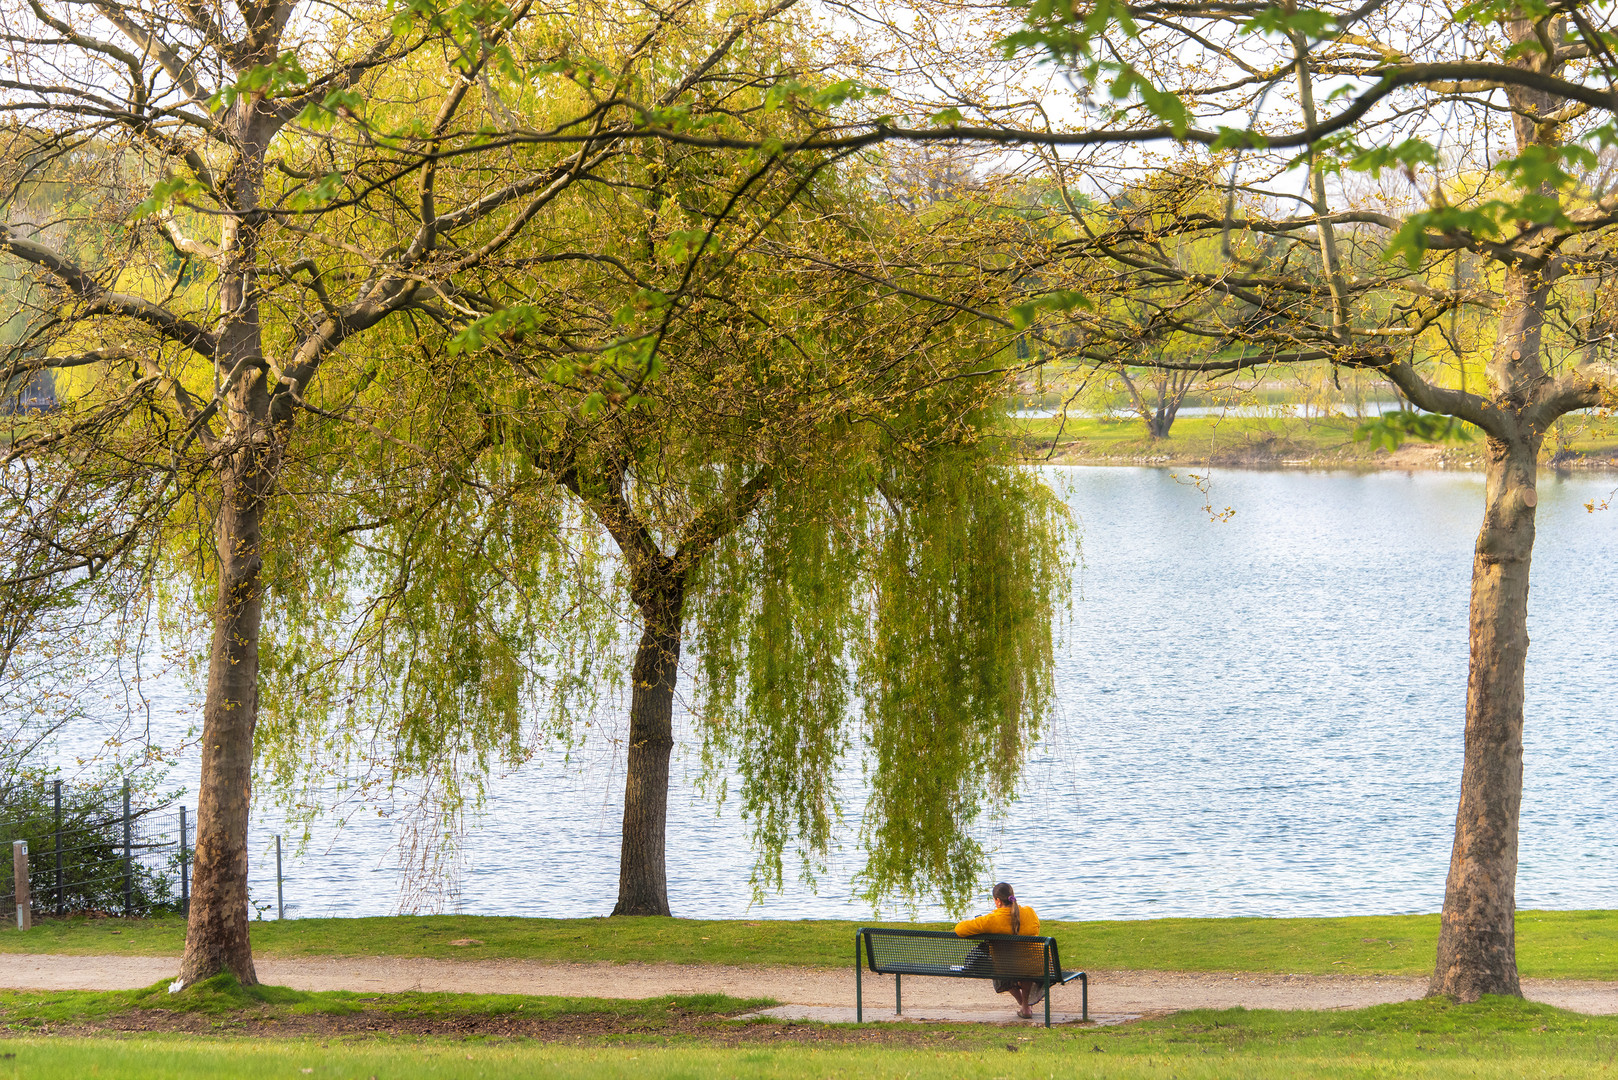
xmin=1018 ymin=1006 xmax=1034 ymax=1019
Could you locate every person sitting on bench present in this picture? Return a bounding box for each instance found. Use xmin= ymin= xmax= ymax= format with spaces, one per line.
xmin=954 ymin=881 xmax=1042 ymax=1019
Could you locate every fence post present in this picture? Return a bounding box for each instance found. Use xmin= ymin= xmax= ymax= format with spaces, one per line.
xmin=179 ymin=806 xmax=189 ymax=917
xmin=52 ymin=779 xmax=61 ymax=918
xmin=275 ymin=835 xmax=283 ymax=920
xmin=122 ymin=781 xmax=131 ymax=918
xmin=13 ymin=841 xmax=28 ymax=931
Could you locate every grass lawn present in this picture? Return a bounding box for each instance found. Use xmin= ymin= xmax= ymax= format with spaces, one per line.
xmin=1010 ymin=411 xmax=1618 ymax=465
xmin=1013 ymin=412 xmax=1367 ymax=462
xmin=0 ymin=995 xmax=1615 ymax=1078
xmin=0 ymin=973 xmax=772 ymax=1026
xmin=2 ymin=910 xmax=1615 ymax=979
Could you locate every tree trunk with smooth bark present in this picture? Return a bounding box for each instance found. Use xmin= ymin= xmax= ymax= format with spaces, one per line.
xmin=1430 ymin=255 xmax=1549 ymax=1001
xmin=1430 ymin=436 xmax=1539 ymax=999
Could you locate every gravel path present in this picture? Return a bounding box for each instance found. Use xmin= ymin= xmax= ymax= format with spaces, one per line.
xmin=0 ymin=954 xmax=1614 ymax=1016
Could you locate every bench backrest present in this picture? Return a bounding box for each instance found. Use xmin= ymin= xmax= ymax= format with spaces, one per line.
xmin=857 ymin=927 xmax=1064 ymax=981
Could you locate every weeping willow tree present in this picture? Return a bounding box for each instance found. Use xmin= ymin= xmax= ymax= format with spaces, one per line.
xmin=2 ymin=0 xmax=952 ymax=974
xmin=242 ymin=18 xmax=1074 ymax=914
xmin=0 ymin=0 xmax=1070 ymax=923
xmin=448 ymin=100 xmax=1075 ymax=916
xmin=477 ymin=283 xmax=1074 ymax=916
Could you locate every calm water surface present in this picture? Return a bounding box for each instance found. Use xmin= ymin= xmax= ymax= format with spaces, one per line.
xmin=77 ymin=466 xmax=1618 ymax=920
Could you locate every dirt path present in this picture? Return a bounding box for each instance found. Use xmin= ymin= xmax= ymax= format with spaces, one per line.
xmin=1 ymin=954 xmax=1615 ymax=1016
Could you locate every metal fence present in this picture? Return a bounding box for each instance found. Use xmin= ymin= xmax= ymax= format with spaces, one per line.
xmin=0 ymin=780 xmax=187 ymax=920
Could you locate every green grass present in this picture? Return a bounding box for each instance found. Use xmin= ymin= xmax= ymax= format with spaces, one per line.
xmin=1013 ymin=412 xmax=1390 ymax=461
xmin=1 ymin=998 xmax=1617 ymax=1078
xmin=0 ymin=972 xmax=771 ymax=1026
xmin=4 ymin=910 xmax=1616 ymax=978
xmin=1011 ymin=411 xmax=1618 ymax=465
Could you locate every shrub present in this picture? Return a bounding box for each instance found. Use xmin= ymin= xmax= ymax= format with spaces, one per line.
xmin=0 ymin=771 xmax=181 ymax=917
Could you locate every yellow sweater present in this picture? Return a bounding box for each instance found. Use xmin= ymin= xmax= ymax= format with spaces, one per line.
xmin=954 ymin=904 xmax=1039 ymax=938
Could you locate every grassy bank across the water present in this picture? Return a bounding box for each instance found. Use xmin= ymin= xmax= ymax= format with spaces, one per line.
xmin=1012 ymin=412 xmax=1618 ymax=470
xmin=2 ymin=996 xmax=1617 ymax=1078
xmin=1 ymin=910 xmax=1613 ymax=979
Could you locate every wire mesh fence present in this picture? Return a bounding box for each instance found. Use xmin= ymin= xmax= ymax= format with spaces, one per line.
xmin=0 ymin=780 xmax=186 ymax=920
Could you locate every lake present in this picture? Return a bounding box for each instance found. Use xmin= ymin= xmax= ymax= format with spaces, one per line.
xmin=66 ymin=466 xmax=1618 ymax=921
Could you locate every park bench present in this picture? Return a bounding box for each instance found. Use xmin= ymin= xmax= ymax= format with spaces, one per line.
xmin=854 ymin=927 xmax=1088 ymax=1027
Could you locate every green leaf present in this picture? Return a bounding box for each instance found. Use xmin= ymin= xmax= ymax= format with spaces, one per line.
xmin=288 ymin=172 xmax=346 ymax=211
xmin=1008 ymin=289 xmax=1091 ymax=330
xmin=760 ymin=78 xmax=885 ymax=116
xmin=1211 ymin=127 xmax=1270 ymax=151
xmin=1243 ymin=5 xmax=1340 ymax=39
xmin=1495 ymin=143 xmax=1597 ymax=190
xmin=209 ymin=51 xmax=310 ymax=112
xmin=294 ymin=89 xmax=364 ymax=131
xmin=130 ymin=177 xmax=208 ymax=220
xmin=1454 ymin=0 xmax=1549 ymax=21
xmin=660 ymin=229 xmax=711 ymax=264
xmin=1002 ymin=0 xmax=1139 ymax=63
xmin=1344 ymin=138 xmax=1439 ymax=178
xmin=1101 ymin=63 xmax=1189 ymax=134
xmin=811 ymin=78 xmax=879 ymax=109
xmin=448 ymin=305 xmax=543 ymax=354
xmin=1352 ymin=409 xmax=1476 ymax=451
xmin=763 ymin=80 xmax=802 ymax=113
xmin=1387 ymin=205 xmax=1504 ymax=266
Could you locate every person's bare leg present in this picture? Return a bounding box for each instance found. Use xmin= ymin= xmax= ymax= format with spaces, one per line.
xmin=1011 ymin=985 xmax=1032 ymax=1019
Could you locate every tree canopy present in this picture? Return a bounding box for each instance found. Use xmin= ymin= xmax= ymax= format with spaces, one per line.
xmin=5 ymin=0 xmax=1616 ymax=1003
xmin=0 ymin=0 xmax=1074 ymax=973
xmin=982 ymin=0 xmax=1618 ymax=1000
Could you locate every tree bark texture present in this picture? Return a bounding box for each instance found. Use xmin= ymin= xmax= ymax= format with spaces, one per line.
xmin=1430 ymin=259 xmax=1547 ymax=1000
xmin=1423 ymin=21 xmax=1567 ymax=996
xmin=180 ymin=432 xmax=272 ymax=985
xmin=612 ymin=568 xmax=685 ymax=917
xmin=180 ymin=106 xmax=275 ymax=986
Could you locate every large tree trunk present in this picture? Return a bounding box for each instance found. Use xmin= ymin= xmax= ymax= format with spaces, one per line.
xmin=1430 ymin=361 xmax=1544 ymax=999
xmin=180 ymin=109 xmax=273 ymax=985
xmin=612 ymin=570 xmax=685 ymax=916
xmin=180 ymin=436 xmax=271 ymax=985
xmin=1426 ymin=24 xmax=1562 ymax=995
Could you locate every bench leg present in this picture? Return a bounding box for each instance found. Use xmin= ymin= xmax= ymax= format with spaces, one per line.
xmin=895 ymin=972 xmax=901 ymax=1016
xmin=854 ymin=935 xmax=862 ymax=1024
xmin=1081 ymin=973 xmax=1088 ymax=1023
xmin=1044 ymin=978 xmax=1051 ymax=1028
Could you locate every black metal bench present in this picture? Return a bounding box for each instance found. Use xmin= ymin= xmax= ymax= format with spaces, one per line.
xmin=854 ymin=927 xmax=1088 ymax=1027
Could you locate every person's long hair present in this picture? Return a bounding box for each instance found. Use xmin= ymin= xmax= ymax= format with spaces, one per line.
xmin=994 ymin=881 xmax=1020 ymax=934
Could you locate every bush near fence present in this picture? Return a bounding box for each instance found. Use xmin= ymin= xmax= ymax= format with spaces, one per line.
xmin=0 ymin=780 xmax=185 ymax=919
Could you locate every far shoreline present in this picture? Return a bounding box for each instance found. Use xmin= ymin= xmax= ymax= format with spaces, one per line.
xmin=1032 ymin=441 xmax=1618 ymax=475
